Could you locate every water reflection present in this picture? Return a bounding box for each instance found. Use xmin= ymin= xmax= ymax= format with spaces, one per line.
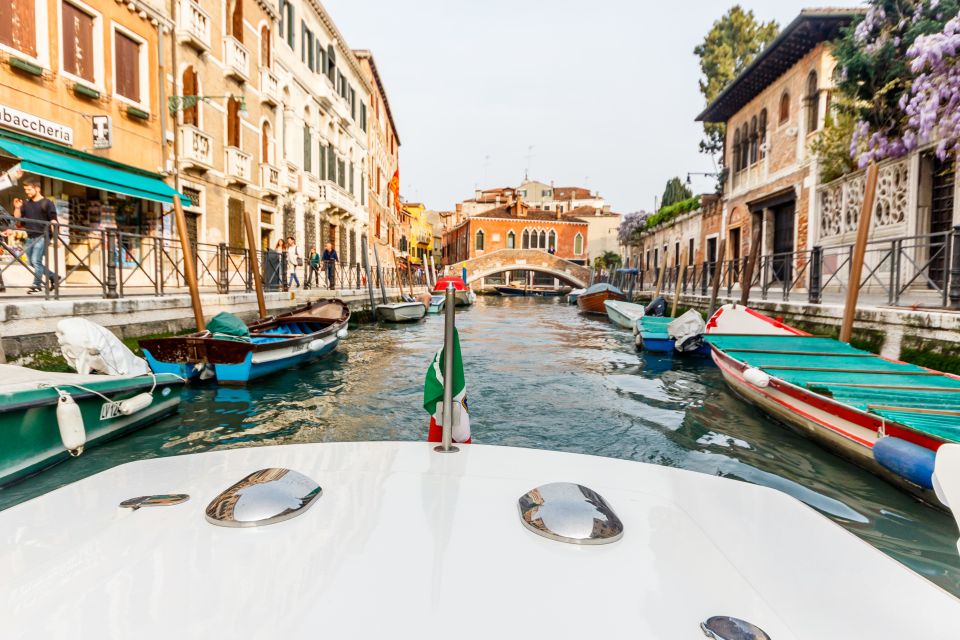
xmin=1 ymin=295 xmax=958 ymax=594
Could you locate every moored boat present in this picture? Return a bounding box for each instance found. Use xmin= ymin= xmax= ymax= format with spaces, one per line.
xmin=376 ymin=301 xmax=427 ymax=323
xmin=427 ymin=295 xmax=445 ymax=314
xmin=576 ymin=282 xmax=625 ymax=314
xmin=634 ymin=310 xmax=711 ymax=356
xmin=141 ymin=299 xmax=350 ymax=384
xmin=706 ymin=303 xmax=960 ymax=508
xmin=603 ymin=300 xmax=645 ymax=329
xmin=0 ymin=364 xmax=183 ymax=486
xmin=433 ymin=276 xmax=475 ymax=306
xmin=566 ymin=288 xmax=584 ymax=304
xmin=494 ymin=284 xmax=569 ymax=297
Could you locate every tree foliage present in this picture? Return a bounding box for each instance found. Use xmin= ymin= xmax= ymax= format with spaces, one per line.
xmin=660 ymin=177 xmax=693 ymax=209
xmin=617 ymin=211 xmax=650 ymax=246
xmin=694 ymin=7 xmax=779 ymax=162
xmin=594 ymin=251 xmax=623 ymax=271
xmin=832 ymin=0 xmax=960 ymax=166
xmin=810 ymin=106 xmax=858 ymax=183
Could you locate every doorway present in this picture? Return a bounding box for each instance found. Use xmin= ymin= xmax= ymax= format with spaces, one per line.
xmin=929 ymin=156 xmax=955 ymax=288
xmin=771 ymin=201 xmax=795 ymax=283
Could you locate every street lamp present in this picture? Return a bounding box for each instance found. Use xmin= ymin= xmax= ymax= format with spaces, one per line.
xmin=686 ymin=171 xmax=719 ymax=185
xmin=168 ymin=94 xmax=248 ymax=117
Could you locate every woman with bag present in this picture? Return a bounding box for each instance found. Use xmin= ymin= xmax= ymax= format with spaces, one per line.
xmin=285 ymin=236 xmax=301 ymax=288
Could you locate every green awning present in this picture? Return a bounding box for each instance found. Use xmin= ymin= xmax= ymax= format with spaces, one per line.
xmin=0 ymin=138 xmax=182 ymax=204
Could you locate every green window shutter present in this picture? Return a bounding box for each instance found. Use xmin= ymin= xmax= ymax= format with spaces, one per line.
xmin=303 ymin=125 xmax=311 ymax=172
xmin=318 ymin=143 xmax=326 ymax=180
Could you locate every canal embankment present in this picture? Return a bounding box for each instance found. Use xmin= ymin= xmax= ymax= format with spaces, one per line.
xmin=0 ymin=286 xmax=427 ymax=362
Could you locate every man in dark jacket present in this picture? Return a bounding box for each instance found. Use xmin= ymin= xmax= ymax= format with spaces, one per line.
xmin=322 ymin=242 xmax=339 ymax=289
xmin=14 ymin=177 xmax=59 ymax=293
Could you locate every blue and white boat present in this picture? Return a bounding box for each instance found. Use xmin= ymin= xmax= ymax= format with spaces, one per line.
xmin=634 ymin=311 xmax=710 ymax=357
xmin=141 ymin=300 xmax=350 ymax=384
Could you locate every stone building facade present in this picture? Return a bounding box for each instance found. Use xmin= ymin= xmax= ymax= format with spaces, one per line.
xmin=696 ymin=9 xmax=859 ymax=287
xmin=354 ymin=49 xmax=399 ymax=267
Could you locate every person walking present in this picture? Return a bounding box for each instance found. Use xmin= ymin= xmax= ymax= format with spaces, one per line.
xmin=308 ymin=246 xmax=321 ymax=288
xmin=14 ymin=177 xmax=59 ymax=293
xmin=322 ymin=242 xmax=338 ymax=289
xmin=286 ymin=236 xmax=301 ymax=288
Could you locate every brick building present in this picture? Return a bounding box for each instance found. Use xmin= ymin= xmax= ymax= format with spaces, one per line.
xmin=696 ymin=9 xmax=860 ymax=285
xmin=443 ymin=198 xmax=588 ymax=265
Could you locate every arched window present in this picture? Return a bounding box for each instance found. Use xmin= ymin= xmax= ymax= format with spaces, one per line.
xmin=227 ymin=97 xmax=241 ymax=147
xmin=229 ymin=0 xmax=243 ymax=42
xmin=749 ymin=116 xmax=758 ymax=165
xmin=740 ymin=124 xmax=749 ymax=171
xmin=261 ymin=121 xmax=272 ymax=164
xmin=522 ymin=229 xmax=530 ymax=249
xmin=538 ymin=230 xmax=546 ymax=249
xmin=779 ymin=92 xmax=790 ymax=125
xmin=574 ymin=232 xmax=583 ymax=255
xmin=475 ymin=229 xmax=484 ymax=251
xmin=260 ymin=25 xmax=271 ymax=67
xmin=182 ymin=67 xmax=199 ymax=126
xmin=548 ymin=230 xmax=556 ymax=251
xmin=732 ymin=129 xmax=741 ymax=173
xmin=759 ymin=109 xmax=768 ymax=159
xmin=507 ymin=230 xmax=516 ymax=249
xmin=806 ymin=71 xmax=819 ymax=132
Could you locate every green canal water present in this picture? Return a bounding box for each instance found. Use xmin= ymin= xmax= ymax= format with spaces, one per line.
xmin=3 ymin=296 xmax=960 ymax=595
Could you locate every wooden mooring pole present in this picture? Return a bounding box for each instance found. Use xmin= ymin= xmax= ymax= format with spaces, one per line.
xmin=172 ymin=194 xmax=205 ymax=330
xmin=840 ymin=163 xmax=879 ymax=343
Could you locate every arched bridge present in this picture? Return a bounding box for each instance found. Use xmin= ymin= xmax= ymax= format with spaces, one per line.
xmin=451 ymin=249 xmax=590 ymax=287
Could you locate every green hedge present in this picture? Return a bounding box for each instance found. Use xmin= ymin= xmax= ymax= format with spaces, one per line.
xmin=646 ymin=195 xmax=701 ymax=230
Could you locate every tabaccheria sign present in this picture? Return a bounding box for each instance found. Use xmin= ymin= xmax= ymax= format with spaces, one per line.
xmin=0 ymin=104 xmax=74 ymax=145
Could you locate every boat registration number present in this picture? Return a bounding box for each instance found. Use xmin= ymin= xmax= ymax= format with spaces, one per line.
xmin=100 ymin=402 xmax=123 ymax=421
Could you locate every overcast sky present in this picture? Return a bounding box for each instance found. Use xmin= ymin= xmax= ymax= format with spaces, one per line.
xmin=325 ymin=0 xmax=831 ymax=213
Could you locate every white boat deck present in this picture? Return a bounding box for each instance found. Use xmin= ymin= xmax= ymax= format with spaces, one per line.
xmin=1 ymin=441 xmax=958 ymax=638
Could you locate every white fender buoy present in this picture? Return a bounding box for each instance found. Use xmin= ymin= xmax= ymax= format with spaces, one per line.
xmin=336 ymin=328 xmax=348 ymax=339
xmin=743 ymin=367 xmax=770 ymax=388
xmin=308 ymin=339 xmax=326 ymax=352
xmin=56 ymin=393 xmax=86 ymax=456
xmin=119 ymin=392 xmax=153 ymax=415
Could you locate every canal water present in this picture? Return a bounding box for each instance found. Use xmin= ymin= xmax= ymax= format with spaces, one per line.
xmin=3 ymin=296 xmax=959 ymax=595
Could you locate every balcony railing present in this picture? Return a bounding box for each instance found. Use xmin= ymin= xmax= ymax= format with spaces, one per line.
xmin=259 ymin=67 xmax=280 ymax=105
xmin=322 ymin=181 xmax=359 ymax=217
xmin=177 ymin=0 xmax=211 ymax=52
xmin=260 ymin=162 xmax=281 ymax=195
xmin=223 ymin=36 xmax=249 ymax=82
xmin=816 ymin=156 xmax=911 ymax=244
xmin=180 ymin=125 xmax=213 ymax=169
xmin=283 ymin=163 xmax=299 ymax=192
xmin=303 ymin=174 xmax=320 ymax=200
xmin=225 ymin=146 xmax=252 ymax=184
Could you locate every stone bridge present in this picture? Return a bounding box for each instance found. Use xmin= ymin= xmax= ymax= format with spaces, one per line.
xmin=451 ymin=249 xmax=590 ymax=287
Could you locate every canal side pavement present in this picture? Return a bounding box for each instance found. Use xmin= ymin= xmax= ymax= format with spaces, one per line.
xmin=0 ymin=286 xmax=426 ymax=362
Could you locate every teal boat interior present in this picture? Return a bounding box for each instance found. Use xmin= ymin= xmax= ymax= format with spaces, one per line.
xmin=638 ymin=316 xmax=673 ymax=338
xmin=706 ymin=334 xmax=960 ymax=443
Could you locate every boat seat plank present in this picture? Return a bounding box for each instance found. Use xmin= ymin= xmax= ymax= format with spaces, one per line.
xmin=707 ymin=335 xmax=864 ymax=354
xmin=768 ymin=369 xmax=960 ymax=389
xmin=811 ymin=385 xmax=960 ymax=411
xmin=870 ymin=409 xmax=960 ymax=443
xmin=732 ymin=352 xmax=924 ymax=373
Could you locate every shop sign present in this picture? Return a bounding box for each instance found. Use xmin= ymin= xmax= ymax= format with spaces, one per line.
xmin=92 ymin=115 xmax=112 ymax=149
xmin=0 ymin=104 xmax=73 ymax=145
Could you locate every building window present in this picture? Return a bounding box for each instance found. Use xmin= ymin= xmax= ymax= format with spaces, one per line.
xmin=280 ymin=0 xmax=294 ymax=48
xmin=1 ymin=0 xmax=37 ymax=56
xmin=758 ymin=109 xmax=768 ymax=159
xmin=739 ymin=123 xmax=749 ymax=171
xmin=507 ymin=230 xmax=515 ymax=249
xmin=544 ymin=189 xmax=552 ymax=197
xmin=688 ymin=238 xmax=694 ymax=264
xmin=548 ymin=230 xmax=556 ymax=251
xmin=226 ymin=97 xmax=241 ymax=147
xmin=749 ymin=116 xmax=758 ymax=165
xmin=779 ymin=92 xmax=790 ymax=125
xmin=326 ymin=44 xmax=335 ymax=82
xmin=228 ymin=0 xmax=242 ymax=42
xmin=732 ymin=129 xmax=741 ymax=173
xmin=349 ymin=87 xmax=356 ymax=120
xmin=260 ymin=25 xmax=271 ymax=67
xmin=303 ymin=124 xmax=311 ymax=171
xmin=806 ymin=71 xmax=819 ymax=133
xmin=261 ymin=121 xmax=272 ymax=164
xmin=538 ymin=230 xmax=546 ymax=249
xmin=574 ymin=233 xmax=583 ymax=255
xmin=62 ymin=1 xmax=96 ymax=83
xmin=327 ymin=145 xmax=335 ymax=184
xmin=349 ymin=161 xmax=354 ymax=194
xmin=475 ymin=229 xmax=484 ymax=251
xmin=522 ymin=229 xmax=530 ymax=249
xmin=360 ymin=104 xmax=367 ymax=132
xmin=181 ymin=66 xmax=198 ymax=125
xmin=114 ymin=27 xmax=144 ymax=105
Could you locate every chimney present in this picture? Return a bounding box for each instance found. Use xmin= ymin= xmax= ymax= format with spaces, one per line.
xmin=517 ymin=201 xmax=527 ymax=218
xmin=475 ymin=189 xmax=481 ymax=200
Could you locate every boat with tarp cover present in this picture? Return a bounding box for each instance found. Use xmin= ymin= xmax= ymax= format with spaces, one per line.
xmin=141 ymin=300 xmax=350 ymax=384
xmin=576 ymin=282 xmax=625 ymax=314
xmin=706 ymin=303 xmax=960 ymax=508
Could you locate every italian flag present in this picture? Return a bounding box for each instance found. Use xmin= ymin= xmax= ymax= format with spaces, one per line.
xmin=424 ymin=327 xmax=471 ymax=443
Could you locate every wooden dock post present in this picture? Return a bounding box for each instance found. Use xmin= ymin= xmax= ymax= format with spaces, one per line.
xmin=840 ymin=163 xmax=879 ymax=343
xmin=243 ymin=209 xmax=267 ymax=319
xmin=172 ymin=194 xmax=205 ymax=330
xmin=671 ymin=246 xmax=687 ymax=317
xmin=740 ymin=222 xmax=762 ymax=306
xmin=707 ymin=238 xmax=726 ymax=318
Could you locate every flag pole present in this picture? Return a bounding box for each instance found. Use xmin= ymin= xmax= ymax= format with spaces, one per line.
xmin=436 ymin=281 xmax=459 ymax=453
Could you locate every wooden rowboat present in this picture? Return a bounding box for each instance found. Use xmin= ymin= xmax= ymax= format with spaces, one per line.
xmin=706 ymin=303 xmax=960 ymax=509
xmin=141 ymin=299 xmax=350 ymax=384
xmin=576 ymin=283 xmax=625 ymax=315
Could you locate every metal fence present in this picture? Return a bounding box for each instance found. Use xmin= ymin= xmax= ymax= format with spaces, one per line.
xmin=596 ymin=227 xmax=960 ymax=310
xmin=0 ymin=219 xmax=426 ymax=300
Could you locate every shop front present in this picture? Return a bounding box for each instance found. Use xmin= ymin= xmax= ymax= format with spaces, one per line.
xmin=0 ymin=131 xmax=181 ymax=293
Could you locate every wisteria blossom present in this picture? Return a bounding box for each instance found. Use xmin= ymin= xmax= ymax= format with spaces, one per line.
xmin=617 ymin=211 xmax=649 ymax=246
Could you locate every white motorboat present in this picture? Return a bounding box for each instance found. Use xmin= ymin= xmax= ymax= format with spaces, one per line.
xmin=566 ymin=288 xmax=584 ymax=304
xmin=603 ymin=299 xmax=646 ymax=329
xmin=376 ymin=301 xmax=427 ymax=323
xmin=2 ymin=440 xmax=959 ymax=638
